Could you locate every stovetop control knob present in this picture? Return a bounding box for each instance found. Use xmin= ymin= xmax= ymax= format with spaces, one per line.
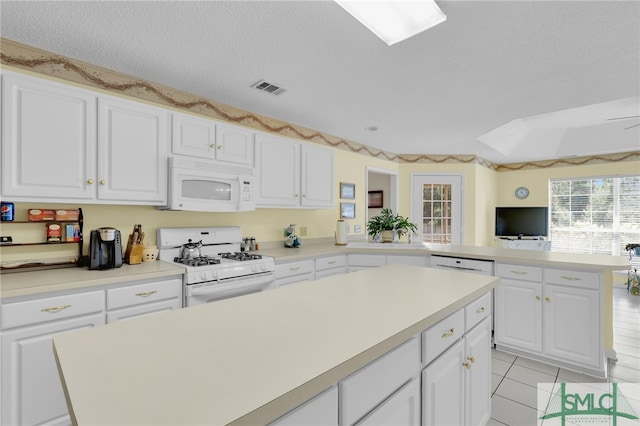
xmin=200 ymin=272 xmax=208 ymax=281
xmin=251 ymin=265 xmax=258 ymax=273
xmin=211 ymin=271 xmax=218 ymax=279
xmin=260 ymin=264 xmax=267 ymax=271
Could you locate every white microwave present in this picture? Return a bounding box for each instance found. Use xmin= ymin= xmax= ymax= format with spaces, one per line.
xmin=159 ymin=157 xmax=255 ymax=212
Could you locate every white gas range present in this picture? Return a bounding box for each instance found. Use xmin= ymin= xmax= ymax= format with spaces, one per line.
xmin=157 ymin=227 xmax=275 ymax=307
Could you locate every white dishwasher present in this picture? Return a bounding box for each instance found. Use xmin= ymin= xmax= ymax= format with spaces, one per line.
xmin=430 ymin=255 xmax=495 ymax=344
xmin=429 ymin=255 xmax=494 ymax=275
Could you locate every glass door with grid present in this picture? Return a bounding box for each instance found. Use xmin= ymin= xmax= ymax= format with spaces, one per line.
xmin=411 ymin=174 xmax=463 ymax=244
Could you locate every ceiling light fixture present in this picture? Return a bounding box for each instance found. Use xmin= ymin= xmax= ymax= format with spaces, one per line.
xmin=335 ymin=0 xmax=446 ymax=46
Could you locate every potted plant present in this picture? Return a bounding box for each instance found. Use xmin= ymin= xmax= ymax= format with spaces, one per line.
xmin=367 ymin=208 xmax=418 ymax=242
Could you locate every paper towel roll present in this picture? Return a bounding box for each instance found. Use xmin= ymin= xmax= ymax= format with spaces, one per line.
xmin=335 ymin=220 xmax=348 ymax=245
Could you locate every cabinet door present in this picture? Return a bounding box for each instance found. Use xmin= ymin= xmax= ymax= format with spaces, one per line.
xmin=300 ymin=144 xmax=333 ymax=208
xmin=215 ymin=122 xmax=254 ymax=166
xmin=1 ymin=313 xmax=105 ymax=426
xmin=255 ymin=133 xmax=300 ymax=207
xmin=98 ymin=95 xmax=168 ymax=203
xmin=1 ymin=72 xmax=97 ymax=200
xmin=171 ymin=111 xmax=216 ymax=159
xmin=422 ymin=339 xmax=465 ymax=426
xmin=357 ymin=378 xmax=420 ymax=426
xmin=543 ymin=285 xmax=601 ymax=368
xmin=464 ymin=318 xmax=491 ymax=426
xmin=494 ymin=279 xmax=542 ymax=353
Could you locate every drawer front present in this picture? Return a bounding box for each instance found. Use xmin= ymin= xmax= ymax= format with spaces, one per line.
xmin=386 ymin=255 xmax=427 ymax=266
xmin=348 ymin=254 xmax=386 ymax=267
xmin=340 ymin=337 xmax=420 ymax=426
xmin=107 ymin=278 xmax=182 ymax=310
xmin=315 ymin=268 xmax=346 ymax=279
xmin=422 ymin=309 xmax=465 ymax=365
xmin=275 ymin=260 xmax=314 ymax=280
xmin=545 ymin=268 xmax=599 ymax=289
xmin=465 ymin=292 xmax=492 ymax=332
xmin=1 ymin=291 xmax=105 ymax=329
xmin=495 ymin=263 xmax=543 ymax=282
xmin=316 ymin=255 xmax=346 ymax=271
xmin=106 ymin=298 xmax=182 ymax=323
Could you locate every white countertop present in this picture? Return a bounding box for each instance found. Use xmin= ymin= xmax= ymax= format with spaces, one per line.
xmin=53 ymin=265 xmax=498 ymax=426
xmin=0 ymin=261 xmax=185 ymax=300
xmin=259 ymin=240 xmax=629 ymax=271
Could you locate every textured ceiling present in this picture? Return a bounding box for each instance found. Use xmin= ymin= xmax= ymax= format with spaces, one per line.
xmin=1 ymin=0 xmax=639 ymax=164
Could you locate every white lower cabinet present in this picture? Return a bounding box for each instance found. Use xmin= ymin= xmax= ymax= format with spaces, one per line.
xmin=315 ymin=255 xmax=347 ymax=279
xmin=106 ymin=278 xmax=182 ymax=322
xmin=494 ymin=263 xmax=604 ymax=376
xmin=270 ymin=386 xmax=338 ymax=426
xmin=347 ymin=254 xmax=426 ymax=273
xmin=0 ymin=276 xmax=183 ymax=426
xmin=422 ymin=318 xmax=491 ymax=426
xmin=357 ymin=378 xmax=420 ymax=426
xmin=274 ymin=293 xmax=492 ymax=426
xmin=0 ymin=291 xmax=106 ymax=426
xmin=274 ymin=259 xmax=315 ymax=287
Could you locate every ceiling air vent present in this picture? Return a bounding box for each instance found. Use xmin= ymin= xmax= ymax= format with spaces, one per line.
xmin=251 ymin=80 xmax=286 ymax=96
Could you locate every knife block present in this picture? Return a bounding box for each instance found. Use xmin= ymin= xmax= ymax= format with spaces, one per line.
xmin=125 ymin=242 xmax=143 ymax=265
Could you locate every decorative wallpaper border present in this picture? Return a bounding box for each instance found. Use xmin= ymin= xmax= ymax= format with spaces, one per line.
xmin=1 ymin=38 xmax=637 ymax=172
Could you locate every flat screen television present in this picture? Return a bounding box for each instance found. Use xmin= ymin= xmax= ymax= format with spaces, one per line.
xmin=495 ymin=207 xmax=549 ymax=237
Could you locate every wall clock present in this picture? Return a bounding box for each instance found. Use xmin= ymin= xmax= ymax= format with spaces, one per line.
xmin=515 ymin=186 xmax=530 ymax=199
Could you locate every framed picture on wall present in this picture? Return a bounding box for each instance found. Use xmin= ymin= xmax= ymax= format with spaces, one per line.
xmin=341 ymin=202 xmax=356 ymax=219
xmin=340 ymin=182 xmax=355 ymax=199
xmin=368 ymin=190 xmax=383 ymax=208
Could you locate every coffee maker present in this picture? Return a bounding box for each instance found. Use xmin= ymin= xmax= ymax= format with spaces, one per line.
xmin=89 ymin=227 xmax=123 ymax=270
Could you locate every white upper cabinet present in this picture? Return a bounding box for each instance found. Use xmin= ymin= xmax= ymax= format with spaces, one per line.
xmin=98 ymin=95 xmax=168 ymax=204
xmin=171 ymin=112 xmax=253 ymax=166
xmin=255 ymin=133 xmax=334 ymax=209
xmin=1 ymin=71 xmax=168 ymax=205
xmin=1 ymin=71 xmax=97 ymax=200
xmin=215 ymin=122 xmax=254 ymax=166
xmin=172 ymin=111 xmax=216 ymax=159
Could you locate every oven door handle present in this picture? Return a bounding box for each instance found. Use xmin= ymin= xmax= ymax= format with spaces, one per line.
xmin=189 ymin=274 xmax=273 ymax=296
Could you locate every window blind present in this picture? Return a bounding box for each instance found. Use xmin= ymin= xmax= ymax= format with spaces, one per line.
xmin=550 ymin=176 xmax=640 ymax=256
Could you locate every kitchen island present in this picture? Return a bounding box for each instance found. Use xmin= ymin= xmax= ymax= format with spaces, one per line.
xmin=53 ymin=264 xmax=498 ymax=426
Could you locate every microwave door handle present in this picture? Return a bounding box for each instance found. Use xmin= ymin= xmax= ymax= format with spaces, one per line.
xmin=237 ymin=176 xmax=244 ymax=211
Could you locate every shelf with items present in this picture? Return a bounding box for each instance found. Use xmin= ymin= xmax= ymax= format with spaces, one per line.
xmin=0 ymin=208 xmax=86 ymax=271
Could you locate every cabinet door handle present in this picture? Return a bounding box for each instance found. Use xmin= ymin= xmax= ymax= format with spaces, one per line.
xmin=463 ymin=361 xmax=472 ymax=369
xmin=561 ymin=276 xmax=581 ymax=281
xmin=99 ymin=180 xmax=106 ymax=185
xmin=217 ymin=145 xmax=222 ymax=150
xmin=135 ymin=291 xmax=158 ymax=297
xmin=467 ymin=356 xmax=476 ymax=363
xmin=545 ymin=297 xmax=551 ymax=303
xmin=511 ymin=270 xmax=527 ymax=275
xmin=87 ymin=179 xmax=94 ymax=185
xmin=41 ymin=304 xmax=72 ymax=313
xmin=210 ymin=144 xmax=216 ymax=148
xmin=476 ymin=307 xmax=486 ymax=313
xmin=442 ymin=328 xmax=455 ymax=338
xmin=536 ymin=295 xmax=541 ymax=301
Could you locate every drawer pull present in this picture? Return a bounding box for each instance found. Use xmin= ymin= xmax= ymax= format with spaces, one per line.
xmin=135 ymin=291 xmax=158 ymax=297
xmin=561 ymin=276 xmax=581 ymax=281
xmin=328 ymin=261 xmax=336 ymax=265
xmin=511 ymin=270 xmax=527 ymax=275
xmin=41 ymin=304 xmax=72 ymax=313
xmin=463 ymin=361 xmax=472 ymax=369
xmin=290 ymin=267 xmax=300 ymax=271
xmin=476 ymin=307 xmax=486 ymax=313
xmin=442 ymin=328 xmax=455 ymax=338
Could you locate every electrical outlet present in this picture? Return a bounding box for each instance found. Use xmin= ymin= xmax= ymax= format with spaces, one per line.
xmin=354 ymin=225 xmax=362 ymax=233
xmin=300 ymin=226 xmax=308 ymax=236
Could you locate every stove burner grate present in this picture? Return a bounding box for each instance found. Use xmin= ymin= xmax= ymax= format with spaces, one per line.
xmin=218 ymin=252 xmax=263 ymax=261
xmin=174 ymin=256 xmax=221 ymax=267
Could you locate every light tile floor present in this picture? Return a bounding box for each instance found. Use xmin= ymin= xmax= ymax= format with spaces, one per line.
xmin=489 ymin=284 xmax=640 ymax=425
